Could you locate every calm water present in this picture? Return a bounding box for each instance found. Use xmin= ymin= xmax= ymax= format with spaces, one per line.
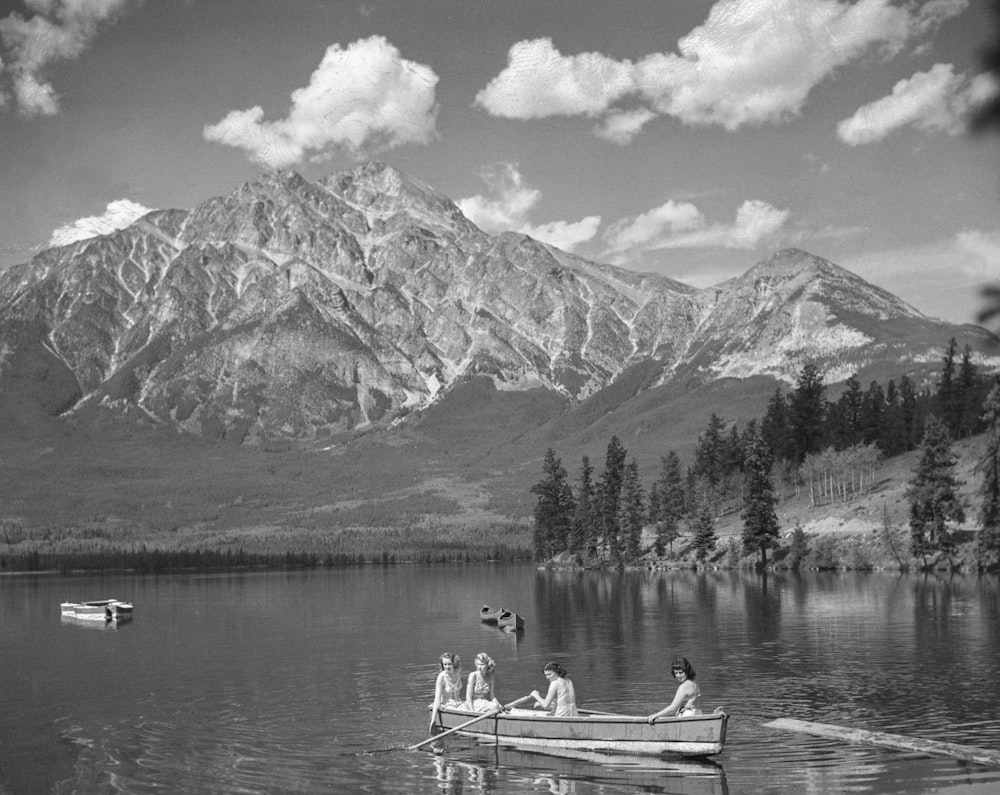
xmin=2 ymin=565 xmax=999 ymax=794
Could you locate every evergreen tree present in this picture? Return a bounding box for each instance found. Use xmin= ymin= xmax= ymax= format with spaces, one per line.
xmin=597 ymin=436 xmax=628 ymax=563
xmin=789 ymin=364 xmax=826 ymax=463
xmin=938 ymin=338 xmax=960 ymax=437
xmin=906 ymin=415 xmax=965 ymax=570
xmin=958 ymin=345 xmax=983 ymax=438
xmin=741 ymin=426 xmax=780 ymax=568
xmin=693 ymin=413 xmax=728 ymax=490
xmin=861 ymin=381 xmax=885 ymax=446
xmin=570 ymin=456 xmax=596 ymax=555
xmin=899 ymin=375 xmax=920 ymax=452
xmin=619 ymin=459 xmax=646 ymax=562
xmin=834 ymin=373 xmax=864 ymax=448
xmin=530 ymin=449 xmax=575 ymax=562
xmin=762 ymin=387 xmax=791 ymax=461
xmin=691 ymin=500 xmax=717 ymax=563
xmin=651 ymin=451 xmax=685 ymax=555
xmin=977 ymin=383 xmax=1000 ymax=571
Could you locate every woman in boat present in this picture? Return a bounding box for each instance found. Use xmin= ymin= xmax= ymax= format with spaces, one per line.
xmin=530 ymin=661 xmax=577 ymax=716
xmin=430 ymin=652 xmax=464 ymax=730
xmin=647 ymin=657 xmax=701 ymax=722
xmin=466 ymin=652 xmax=503 ymax=712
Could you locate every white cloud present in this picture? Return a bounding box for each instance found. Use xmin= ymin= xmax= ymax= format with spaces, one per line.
xmin=457 ymin=162 xmax=600 ymax=253
xmin=521 ymin=216 xmax=601 ymax=252
xmin=838 ymin=64 xmax=1000 ymax=145
xmin=956 ymin=229 xmax=1000 ymax=281
xmin=48 ymin=198 xmax=152 ymax=246
xmin=474 ymin=38 xmax=635 ymax=119
xmin=604 ymin=198 xmax=789 ymax=257
xmin=839 ymin=233 xmax=1000 ymax=323
xmin=474 ymin=0 xmax=968 ymax=138
xmin=203 ymin=36 xmax=439 ymax=168
xmin=593 ymin=108 xmax=657 ymax=145
xmin=457 ymin=163 xmax=541 ymax=232
xmin=0 ymin=0 xmax=135 ymax=117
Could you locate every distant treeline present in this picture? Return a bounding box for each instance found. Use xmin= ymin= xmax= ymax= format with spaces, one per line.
xmin=532 ymin=338 xmax=1000 ymax=572
xmin=0 ymin=522 xmax=534 ymax=573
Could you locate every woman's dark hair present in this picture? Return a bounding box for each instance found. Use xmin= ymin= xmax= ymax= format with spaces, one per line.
xmin=671 ymin=657 xmax=695 ymax=679
xmin=543 ymin=661 xmax=567 ymax=677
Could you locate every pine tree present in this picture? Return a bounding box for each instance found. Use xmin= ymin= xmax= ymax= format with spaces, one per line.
xmin=789 ymin=364 xmax=826 ymax=463
xmin=741 ymin=426 xmax=780 ymax=568
xmin=977 ymin=383 xmax=1000 ymax=571
xmin=570 ymin=456 xmax=596 ymax=555
xmin=652 ymin=451 xmax=685 ymax=555
xmin=938 ymin=338 xmax=960 ymax=437
xmin=619 ymin=459 xmax=646 ymax=563
xmin=530 ymin=448 xmax=575 ymax=562
xmin=597 ymin=436 xmax=628 ymax=563
xmin=691 ymin=500 xmax=717 ymax=563
xmin=762 ymin=387 xmax=791 ymax=461
xmin=906 ymin=415 xmax=965 ymax=570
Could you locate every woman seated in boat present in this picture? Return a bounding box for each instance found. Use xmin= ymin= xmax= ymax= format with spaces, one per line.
xmin=647 ymin=657 xmax=701 ymax=722
xmin=530 ymin=661 xmax=578 ymax=716
xmin=466 ymin=652 xmax=504 ymax=712
xmin=430 ymin=652 xmax=464 ymax=728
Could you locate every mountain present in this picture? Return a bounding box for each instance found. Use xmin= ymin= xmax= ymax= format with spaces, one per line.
xmin=2 ymin=162 xmax=994 ymax=450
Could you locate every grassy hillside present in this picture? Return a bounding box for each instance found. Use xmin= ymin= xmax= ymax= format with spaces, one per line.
xmin=0 ymin=373 xmax=991 ymax=571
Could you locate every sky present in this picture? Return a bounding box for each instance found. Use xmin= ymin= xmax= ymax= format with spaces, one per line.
xmin=2 ymin=0 xmax=1000 ymax=325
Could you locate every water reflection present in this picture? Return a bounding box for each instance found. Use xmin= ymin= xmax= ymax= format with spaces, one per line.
xmin=427 ymin=743 xmax=729 ymax=795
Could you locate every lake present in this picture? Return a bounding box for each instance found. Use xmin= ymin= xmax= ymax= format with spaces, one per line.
xmin=2 ymin=565 xmax=999 ymax=794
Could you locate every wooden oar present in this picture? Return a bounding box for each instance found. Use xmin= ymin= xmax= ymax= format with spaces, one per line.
xmin=409 ymin=695 xmax=533 ymax=751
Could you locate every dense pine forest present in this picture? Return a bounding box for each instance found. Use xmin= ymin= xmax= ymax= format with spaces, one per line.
xmin=531 ymin=338 xmax=1000 ymax=573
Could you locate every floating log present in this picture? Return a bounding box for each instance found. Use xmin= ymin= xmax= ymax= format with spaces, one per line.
xmin=763 ymin=718 xmax=1000 ymax=767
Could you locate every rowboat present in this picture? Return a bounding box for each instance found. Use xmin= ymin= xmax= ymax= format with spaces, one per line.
xmin=433 ymin=705 xmax=728 ymax=757
xmin=480 ymin=605 xmax=504 ymax=623
xmin=497 ymin=610 xmax=524 ymax=630
xmin=60 ymin=599 xmax=134 ymax=620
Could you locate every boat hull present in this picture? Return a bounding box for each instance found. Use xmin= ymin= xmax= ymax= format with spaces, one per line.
xmin=434 ymin=707 xmax=728 ymax=757
xmin=60 ymin=599 xmax=134 ymax=620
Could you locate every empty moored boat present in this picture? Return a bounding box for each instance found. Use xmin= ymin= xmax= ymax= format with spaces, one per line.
xmin=480 ymin=605 xmax=504 ymax=623
xmin=432 ymin=705 xmax=728 ymax=757
xmin=60 ymin=599 xmax=134 ymax=620
xmin=497 ymin=610 xmax=524 ymax=630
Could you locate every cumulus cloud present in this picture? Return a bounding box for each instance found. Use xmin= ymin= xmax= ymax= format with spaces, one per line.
xmin=474 ymin=0 xmax=968 ymax=139
xmin=838 ymin=64 xmax=1000 ymax=145
xmin=521 ymin=217 xmax=602 ymax=252
xmin=48 ymin=198 xmax=152 ymax=246
xmin=604 ymin=198 xmax=789 ymax=258
xmin=475 ymin=37 xmax=635 ymax=119
xmin=593 ymin=108 xmax=657 ymax=145
xmin=457 ymin=163 xmax=600 ymax=253
xmin=203 ymin=36 xmax=439 ymax=168
xmin=0 ymin=0 xmax=135 ymax=117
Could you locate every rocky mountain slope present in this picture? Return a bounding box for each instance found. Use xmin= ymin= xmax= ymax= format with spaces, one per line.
xmin=0 ymin=162 xmax=995 ymax=446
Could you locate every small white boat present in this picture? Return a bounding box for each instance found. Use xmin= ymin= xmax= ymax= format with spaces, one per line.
xmin=60 ymin=599 xmax=134 ymax=621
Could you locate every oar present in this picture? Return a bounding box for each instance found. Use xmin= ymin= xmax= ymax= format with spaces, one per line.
xmin=409 ymin=695 xmax=533 ymax=751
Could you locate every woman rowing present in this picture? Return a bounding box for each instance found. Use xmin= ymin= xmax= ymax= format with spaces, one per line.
xmin=647 ymin=657 xmax=701 ymax=722
xmin=530 ymin=661 xmax=577 ymax=716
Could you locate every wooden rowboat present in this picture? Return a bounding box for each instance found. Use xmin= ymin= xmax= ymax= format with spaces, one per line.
xmin=433 ymin=705 xmax=728 ymax=757
xmin=479 ymin=605 xmax=504 ymax=623
xmin=497 ymin=610 xmax=524 ymax=630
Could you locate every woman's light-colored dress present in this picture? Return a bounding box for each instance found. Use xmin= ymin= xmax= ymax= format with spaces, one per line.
xmin=468 ymin=672 xmax=495 ymax=712
xmin=439 ymin=672 xmax=464 ymax=708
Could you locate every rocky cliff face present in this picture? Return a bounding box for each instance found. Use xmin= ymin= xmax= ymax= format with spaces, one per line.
xmin=0 ymin=162 xmax=993 ymax=442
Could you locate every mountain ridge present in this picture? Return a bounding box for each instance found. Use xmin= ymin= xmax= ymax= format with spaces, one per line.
xmin=0 ymin=162 xmax=996 ymax=448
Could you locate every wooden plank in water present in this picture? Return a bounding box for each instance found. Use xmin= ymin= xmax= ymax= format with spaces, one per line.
xmin=763 ymin=718 xmax=1000 ymax=767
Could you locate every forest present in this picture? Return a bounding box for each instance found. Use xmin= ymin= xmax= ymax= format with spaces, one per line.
xmin=531 ymin=338 xmax=1000 ymax=572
